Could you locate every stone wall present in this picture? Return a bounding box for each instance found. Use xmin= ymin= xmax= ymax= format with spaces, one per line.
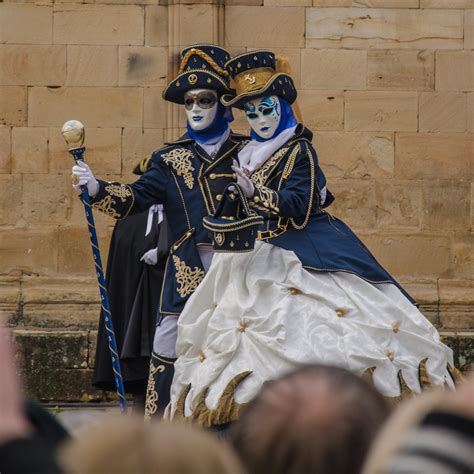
xmin=0 ymin=0 xmax=472 ymax=400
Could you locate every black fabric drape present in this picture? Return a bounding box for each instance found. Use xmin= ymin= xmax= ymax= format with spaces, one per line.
xmin=92 ymin=210 xmax=169 ymax=393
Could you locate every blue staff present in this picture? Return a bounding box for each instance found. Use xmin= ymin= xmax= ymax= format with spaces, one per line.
xmin=62 ymin=120 xmax=127 ymax=412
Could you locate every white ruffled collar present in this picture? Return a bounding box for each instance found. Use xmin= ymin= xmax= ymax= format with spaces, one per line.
xmin=238 ymin=126 xmax=297 ymax=173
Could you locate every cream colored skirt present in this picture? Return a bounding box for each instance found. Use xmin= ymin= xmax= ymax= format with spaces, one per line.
xmin=166 ymin=241 xmax=454 ymax=424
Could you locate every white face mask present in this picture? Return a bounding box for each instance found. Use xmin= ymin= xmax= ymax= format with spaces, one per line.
xmin=244 ymin=96 xmax=281 ymax=140
xmin=184 ymin=88 xmax=218 ymax=131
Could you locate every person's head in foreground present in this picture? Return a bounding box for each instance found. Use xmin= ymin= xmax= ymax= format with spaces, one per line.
xmin=231 ymin=364 xmax=390 ymax=474
xmin=60 ymin=416 xmax=245 ymax=474
xmin=363 ymin=370 xmax=474 ymax=474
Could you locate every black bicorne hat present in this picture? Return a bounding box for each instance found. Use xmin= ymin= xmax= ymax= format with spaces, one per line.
xmin=203 ymin=184 xmax=264 ymax=253
xmin=221 ymin=50 xmax=297 ymax=110
xmin=163 ymin=44 xmax=233 ymax=104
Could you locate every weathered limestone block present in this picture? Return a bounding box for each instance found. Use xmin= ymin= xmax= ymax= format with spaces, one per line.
xmin=264 ymin=0 xmax=311 ymax=5
xmin=301 ymin=49 xmax=366 ymax=90
xmin=0 ymin=127 xmax=11 ymax=173
xmin=367 ymin=50 xmax=434 ymax=91
xmin=225 ymin=6 xmax=305 ymax=48
xmin=328 ymin=178 xmax=377 ymax=229
xmin=145 ymin=6 xmax=168 ymax=47
xmin=375 ymin=180 xmax=422 ymax=230
xmin=66 ymin=46 xmax=118 ymax=87
xmin=419 ymin=92 xmax=467 ymax=132
xmin=420 ymin=0 xmax=473 ymax=7
xmin=0 ymin=5 xmax=52 ymax=44
xmin=345 ymin=91 xmax=418 ymax=132
xmin=395 ymin=133 xmax=473 ymax=180
xmin=144 ymin=87 xmax=171 ymax=129
xmin=0 ymin=227 xmax=58 ymax=275
xmin=436 ymin=51 xmax=474 ymax=91
xmin=468 ymin=93 xmax=474 ymax=132
xmin=0 ymin=46 xmax=66 ymax=87
xmin=298 ymin=91 xmax=343 ymax=131
xmin=0 ymin=87 xmax=27 ymax=126
xmin=439 ymin=280 xmax=474 ymax=330
xmin=450 ymin=235 xmax=473 ymax=281
xmin=53 ymin=5 xmax=144 ymax=45
xmin=21 ymin=276 xmax=99 ymax=329
xmin=353 ymin=0 xmax=419 ymax=6
xmin=0 ymin=277 xmax=20 ymax=325
xmin=421 ymin=181 xmax=471 ymax=232
xmin=359 ymin=232 xmax=451 ymax=278
xmin=119 ymin=46 xmax=168 ymax=87
xmin=306 ymin=8 xmax=464 ymax=49
xmin=49 ymin=127 xmax=122 ymax=175
xmin=314 ymin=131 xmax=394 ymax=178
xmin=0 ymin=176 xmax=22 ymax=226
xmin=173 ymin=4 xmax=221 ymax=46
xmin=441 ymin=333 xmax=474 ymax=372
xmin=14 ymin=330 xmax=100 ymax=401
xmin=465 ymin=10 xmax=474 ymax=50
xmin=28 ymin=87 xmax=143 ymax=128
xmin=225 ymin=0 xmax=263 ymax=4
xmin=22 ymin=174 xmax=71 ymax=226
xmin=402 ymin=279 xmax=439 ymax=326
xmin=12 ymin=127 xmax=49 ymax=174
xmin=57 ymin=225 xmax=112 ymax=276
xmin=121 ymin=128 xmax=165 ymax=175
xmin=312 ymin=0 xmax=351 ymax=5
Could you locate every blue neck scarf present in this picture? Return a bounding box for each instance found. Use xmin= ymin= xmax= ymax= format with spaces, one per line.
xmin=187 ymin=103 xmax=233 ymax=145
xmin=250 ymin=98 xmax=297 ymax=143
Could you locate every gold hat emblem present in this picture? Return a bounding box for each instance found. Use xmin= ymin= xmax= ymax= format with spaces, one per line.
xmin=215 ymin=233 xmax=225 ymax=246
xmin=188 ymin=74 xmax=198 ymax=85
xmin=244 ymin=74 xmax=256 ymax=85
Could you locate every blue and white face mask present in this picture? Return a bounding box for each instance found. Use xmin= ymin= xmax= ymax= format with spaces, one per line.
xmin=244 ymin=96 xmax=281 ymax=140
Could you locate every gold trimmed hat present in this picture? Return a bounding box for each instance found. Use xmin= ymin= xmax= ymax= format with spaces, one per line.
xmin=162 ymin=44 xmax=233 ymax=104
xmin=221 ymin=50 xmax=297 ymax=110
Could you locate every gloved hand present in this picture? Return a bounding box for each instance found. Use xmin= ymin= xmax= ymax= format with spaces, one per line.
xmin=140 ymin=248 xmax=158 ymax=265
xmin=231 ymin=159 xmax=255 ymax=198
xmin=71 ymin=161 xmax=99 ymax=198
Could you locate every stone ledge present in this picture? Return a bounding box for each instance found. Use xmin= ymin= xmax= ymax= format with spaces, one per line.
xmin=10 ymin=328 xmax=474 ymax=402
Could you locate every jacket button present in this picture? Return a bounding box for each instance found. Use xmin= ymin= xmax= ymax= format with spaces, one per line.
xmin=216 ymin=194 xmax=223 ymax=201
xmin=209 ymin=173 xmax=216 ymax=180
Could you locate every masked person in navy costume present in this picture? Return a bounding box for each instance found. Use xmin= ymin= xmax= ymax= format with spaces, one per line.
xmin=166 ymin=51 xmax=457 ymax=428
xmin=71 ymin=45 xmax=249 ymax=418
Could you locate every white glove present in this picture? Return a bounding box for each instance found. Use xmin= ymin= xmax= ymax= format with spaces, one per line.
xmin=71 ymin=161 xmax=99 ymax=197
xmin=140 ymin=248 xmax=158 ymax=265
xmin=231 ymin=160 xmax=255 ymax=198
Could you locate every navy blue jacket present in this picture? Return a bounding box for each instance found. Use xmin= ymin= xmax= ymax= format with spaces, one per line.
xmin=90 ymin=132 xmax=249 ymax=314
xmin=248 ymin=125 xmax=415 ymax=304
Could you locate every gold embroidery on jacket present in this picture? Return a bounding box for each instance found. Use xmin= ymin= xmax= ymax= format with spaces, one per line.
xmin=104 ymin=183 xmax=133 ymax=202
xmin=91 ymin=195 xmax=121 ymax=219
xmin=162 ymin=148 xmax=195 ymax=190
xmin=250 ymin=146 xmax=289 ymax=188
xmin=252 ymin=184 xmax=279 ymax=214
xmin=144 ymin=362 xmax=165 ymax=421
xmin=172 ymin=255 xmax=205 ymax=297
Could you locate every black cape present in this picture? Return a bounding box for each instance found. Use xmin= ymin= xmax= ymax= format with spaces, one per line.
xmin=92 ymin=209 xmax=169 ymax=393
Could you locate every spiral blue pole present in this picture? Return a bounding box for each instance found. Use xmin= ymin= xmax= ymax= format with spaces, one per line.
xmin=69 ymin=146 xmax=127 ymax=413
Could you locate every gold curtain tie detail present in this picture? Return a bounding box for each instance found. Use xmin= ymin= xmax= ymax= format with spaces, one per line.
xmin=233 ymin=68 xmax=275 ymax=96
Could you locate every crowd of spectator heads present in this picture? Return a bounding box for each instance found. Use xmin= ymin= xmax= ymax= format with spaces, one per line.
xmin=1 ymin=325 xmax=473 ymax=474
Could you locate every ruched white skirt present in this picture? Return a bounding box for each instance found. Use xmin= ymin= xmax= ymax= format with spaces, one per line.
xmin=167 ymin=241 xmax=454 ymax=420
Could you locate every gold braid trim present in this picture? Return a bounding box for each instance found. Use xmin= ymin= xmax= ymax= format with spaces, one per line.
xmin=172 ymin=255 xmax=205 ymax=298
xmin=250 ymin=146 xmax=289 ymax=188
xmin=251 ymin=184 xmax=279 ymax=215
xmin=178 ymin=48 xmax=229 ymax=77
xmin=104 ymin=183 xmax=133 ymax=203
xmin=144 ymin=361 xmax=165 ymax=421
